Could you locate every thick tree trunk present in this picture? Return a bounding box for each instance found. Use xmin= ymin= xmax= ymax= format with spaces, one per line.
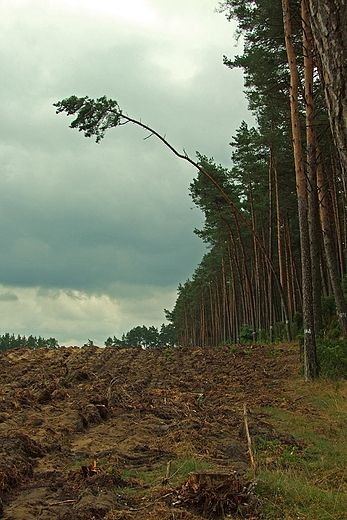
xmin=303 ymin=0 xmax=347 ymax=339
xmin=328 ymin=165 xmax=346 ymax=276
xmin=302 ymin=0 xmax=323 ymax=335
xmin=282 ymin=0 xmax=319 ymax=380
xmin=317 ymin=161 xmax=347 ymax=339
xmin=308 ymin=0 xmax=347 ymax=192
xmin=269 ymin=143 xmax=274 ymax=342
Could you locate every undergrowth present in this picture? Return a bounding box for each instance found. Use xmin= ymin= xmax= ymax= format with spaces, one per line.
xmin=253 ymin=376 xmax=347 ymax=519
xmin=316 ymin=338 xmax=347 ymax=379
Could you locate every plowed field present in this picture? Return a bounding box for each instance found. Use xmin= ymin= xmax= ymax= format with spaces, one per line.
xmin=0 ymin=343 xmax=302 ymax=519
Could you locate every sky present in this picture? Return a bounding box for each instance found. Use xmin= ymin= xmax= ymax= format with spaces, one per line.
xmin=0 ymin=0 xmax=251 ymax=346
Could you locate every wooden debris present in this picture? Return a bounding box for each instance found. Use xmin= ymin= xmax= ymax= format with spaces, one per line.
xmin=243 ymin=403 xmax=256 ymax=471
xmin=48 ymin=499 xmax=77 ymax=506
xmin=176 ymin=470 xmax=252 ymax=518
xmin=81 ymin=460 xmax=98 ymax=479
xmin=107 ymin=377 xmax=117 ymax=407
xmin=162 ymin=460 xmax=172 ymax=485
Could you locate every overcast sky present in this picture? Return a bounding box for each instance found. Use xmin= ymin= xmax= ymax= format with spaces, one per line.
xmin=0 ymin=0 xmax=250 ymax=346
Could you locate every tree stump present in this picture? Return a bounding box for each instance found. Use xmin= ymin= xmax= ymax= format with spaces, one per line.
xmin=178 ymin=470 xmax=249 ymax=518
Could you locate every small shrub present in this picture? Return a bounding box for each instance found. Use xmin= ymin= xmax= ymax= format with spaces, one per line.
xmin=239 ymin=324 xmax=253 ymax=343
xmin=324 ymin=316 xmax=341 ymax=339
xmin=219 ymin=339 xmax=233 ymax=347
xmin=317 ymin=339 xmax=347 ymax=379
xmin=257 ymin=328 xmax=269 ymax=343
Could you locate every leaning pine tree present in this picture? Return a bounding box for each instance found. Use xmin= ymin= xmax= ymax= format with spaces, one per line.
xmin=54 ymin=95 xmax=293 ymax=342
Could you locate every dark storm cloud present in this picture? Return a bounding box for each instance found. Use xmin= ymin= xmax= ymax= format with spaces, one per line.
xmin=0 ymin=0 xmax=250 ymax=344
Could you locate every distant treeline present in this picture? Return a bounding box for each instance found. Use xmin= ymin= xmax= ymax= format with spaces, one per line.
xmin=105 ymin=323 xmax=176 ymax=349
xmin=0 ymin=324 xmax=176 ymax=352
xmin=0 ymin=333 xmax=59 ymax=352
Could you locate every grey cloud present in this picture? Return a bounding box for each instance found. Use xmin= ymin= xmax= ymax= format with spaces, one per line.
xmin=0 ymin=0 xmax=250 ymax=343
xmin=0 ymin=291 xmax=19 ymax=302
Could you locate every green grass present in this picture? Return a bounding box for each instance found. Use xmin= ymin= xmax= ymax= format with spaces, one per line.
xmin=252 ymin=378 xmax=347 ymax=519
xmin=105 ymin=361 xmax=347 ymax=519
xmin=255 ymin=469 xmax=347 ymax=519
xmin=120 ymin=458 xmax=211 ymax=497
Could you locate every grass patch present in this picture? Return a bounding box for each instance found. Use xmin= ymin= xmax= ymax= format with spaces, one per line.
xmin=253 ymin=378 xmax=347 ymax=519
xmin=256 ymin=469 xmax=347 ymax=519
xmin=116 ymin=457 xmax=213 ymax=499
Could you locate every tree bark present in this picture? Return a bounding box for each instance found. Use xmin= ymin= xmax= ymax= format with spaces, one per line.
xmin=308 ymin=0 xmax=347 ymax=193
xmin=302 ymin=0 xmax=323 ymax=335
xmin=303 ymin=0 xmax=347 ymax=339
xmin=282 ymin=0 xmax=319 ymax=380
xmin=317 ymin=161 xmax=347 ymax=339
xmin=269 ymin=143 xmax=274 ymax=342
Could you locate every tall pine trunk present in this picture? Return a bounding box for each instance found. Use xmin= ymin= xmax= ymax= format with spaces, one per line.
xmin=308 ymin=0 xmax=347 ymax=192
xmin=302 ymin=0 xmax=323 ymax=335
xmin=303 ymin=0 xmax=347 ymax=339
xmin=282 ymin=0 xmax=318 ymax=380
xmin=268 ymin=143 xmax=274 ymax=342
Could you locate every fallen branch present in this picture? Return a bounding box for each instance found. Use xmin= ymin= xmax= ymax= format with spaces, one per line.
xmin=48 ymin=499 xmax=77 ymax=506
xmin=293 ymin=395 xmax=306 ymax=402
xmin=315 ymin=467 xmax=342 ymax=484
xmin=243 ymin=404 xmax=256 ymax=472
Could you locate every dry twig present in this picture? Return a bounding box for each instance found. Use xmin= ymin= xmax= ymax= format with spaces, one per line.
xmin=243 ymin=403 xmax=256 ymax=471
xmin=48 ymin=499 xmax=77 ymax=506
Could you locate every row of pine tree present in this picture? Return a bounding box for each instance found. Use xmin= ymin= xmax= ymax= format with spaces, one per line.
xmin=166 ymin=0 xmax=347 ymax=379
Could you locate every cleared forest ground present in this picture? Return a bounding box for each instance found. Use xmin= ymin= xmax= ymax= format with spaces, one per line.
xmin=0 ymin=343 xmax=345 ymax=519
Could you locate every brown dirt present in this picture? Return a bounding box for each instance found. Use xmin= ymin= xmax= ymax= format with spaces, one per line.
xmin=0 ymin=343 xmax=302 ymax=519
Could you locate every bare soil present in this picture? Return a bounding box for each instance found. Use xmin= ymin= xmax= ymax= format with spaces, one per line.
xmin=0 ymin=343 xmax=302 ymax=519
